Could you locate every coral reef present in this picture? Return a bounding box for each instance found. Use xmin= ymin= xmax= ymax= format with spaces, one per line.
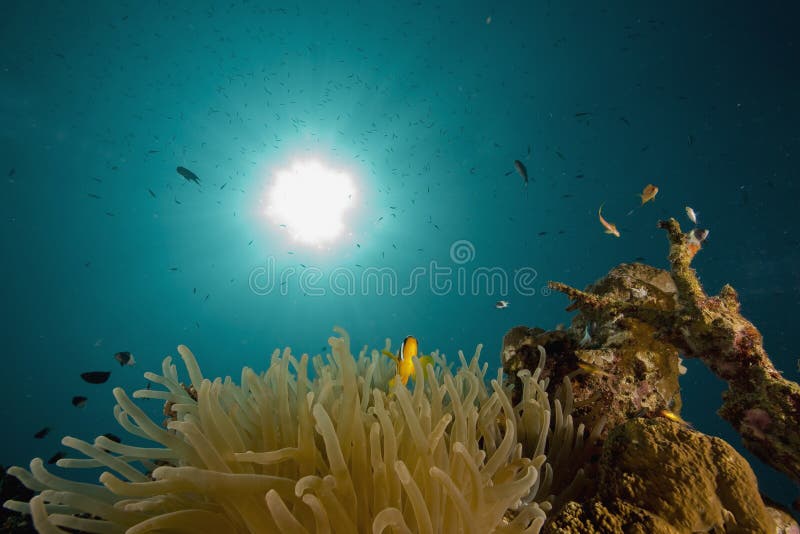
xmin=548 ymin=219 xmax=800 ymax=488
xmin=544 ymin=418 xmax=776 ymax=533
xmin=502 ymin=262 xmax=683 ymax=439
xmin=3 ymin=328 xmax=594 ymax=533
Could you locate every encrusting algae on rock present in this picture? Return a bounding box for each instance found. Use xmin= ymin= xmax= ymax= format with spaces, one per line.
xmin=3 ymin=327 xmax=601 ymax=533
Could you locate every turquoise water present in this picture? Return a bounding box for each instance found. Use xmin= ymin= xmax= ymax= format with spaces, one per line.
xmin=2 ymin=0 xmax=798 ymax=513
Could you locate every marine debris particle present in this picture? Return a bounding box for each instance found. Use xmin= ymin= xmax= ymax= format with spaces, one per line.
xmin=80 ymin=371 xmax=111 ymax=384
xmin=548 ymin=217 xmax=800 ymax=487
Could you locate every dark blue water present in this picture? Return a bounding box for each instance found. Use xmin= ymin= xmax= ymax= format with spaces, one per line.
xmin=2 ymin=0 xmax=798 ymax=513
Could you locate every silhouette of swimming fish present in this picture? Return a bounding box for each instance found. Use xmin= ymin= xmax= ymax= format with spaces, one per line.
xmin=176 ymin=166 xmax=200 ymax=184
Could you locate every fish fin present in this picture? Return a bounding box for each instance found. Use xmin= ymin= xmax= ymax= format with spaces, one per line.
xmin=381 ymin=349 xmax=399 ymax=363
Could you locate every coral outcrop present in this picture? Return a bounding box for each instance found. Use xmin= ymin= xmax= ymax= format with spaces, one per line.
xmin=502 ymin=263 xmax=683 ymax=440
xmin=549 ymin=219 xmax=800 ymax=488
xmin=544 ymin=418 xmax=776 ymax=533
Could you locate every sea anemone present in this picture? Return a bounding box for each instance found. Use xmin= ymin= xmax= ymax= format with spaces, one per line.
xmin=4 ymin=328 xmax=592 ymax=533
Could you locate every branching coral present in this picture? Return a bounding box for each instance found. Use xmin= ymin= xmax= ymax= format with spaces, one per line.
xmin=4 ymin=328 xmax=592 ymax=533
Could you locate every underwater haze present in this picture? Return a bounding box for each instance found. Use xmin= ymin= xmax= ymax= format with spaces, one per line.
xmin=2 ymin=0 xmax=799 ymax=516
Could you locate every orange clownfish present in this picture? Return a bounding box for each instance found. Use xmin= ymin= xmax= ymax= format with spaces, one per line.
xmin=598 ymin=204 xmax=620 ymax=237
xmin=639 ymin=184 xmax=659 ymax=205
xmin=382 ymin=336 xmax=433 ymax=387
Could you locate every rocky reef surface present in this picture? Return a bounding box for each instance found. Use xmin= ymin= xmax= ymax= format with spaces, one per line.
xmin=502 ymin=218 xmax=800 ymax=532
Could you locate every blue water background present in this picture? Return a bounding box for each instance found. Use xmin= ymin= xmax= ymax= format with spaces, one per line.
xmin=1 ymin=0 xmax=798 ymax=511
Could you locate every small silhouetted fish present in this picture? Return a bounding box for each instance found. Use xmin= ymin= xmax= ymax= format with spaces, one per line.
xmin=514 ymin=160 xmax=529 ymax=185
xmin=555 ymin=151 xmax=565 ymax=160
xmin=87 ymin=193 xmax=101 ymax=199
xmin=538 ymin=231 xmax=548 ymax=236
xmin=220 ymin=183 xmax=227 ymax=190
xmin=176 ymin=166 xmax=200 ymax=184
xmin=739 ymin=185 xmax=749 ymax=206
xmin=203 ymin=294 xmax=210 ymax=302
xmin=114 ymin=351 xmax=135 ymax=366
xmin=174 ymin=198 xmax=182 ymax=204
xmin=148 ymin=150 xmax=159 ymax=154
xmin=8 ymin=168 xmax=15 ymax=177
xmin=103 ymin=433 xmax=121 ymax=443
xmin=248 ymin=240 xmax=253 ymax=245
xmin=34 ymin=427 xmax=50 ymax=439
xmin=47 ymin=452 xmax=65 ymax=464
xmin=81 ymin=371 xmax=110 ymax=384
xmin=169 ymin=267 xmax=179 ymax=272
xmin=72 ymin=396 xmax=88 ymax=408
xmin=620 ymin=117 xmax=630 ymax=126
xmin=635 ymin=256 xmax=646 ymax=262
xmin=574 ymin=112 xmax=591 ymax=117
xmin=148 ymin=188 xmax=156 ymax=198
xmin=105 ymin=212 xmax=115 ymax=217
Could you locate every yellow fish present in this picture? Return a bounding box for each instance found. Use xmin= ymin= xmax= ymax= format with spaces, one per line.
xmin=639 ymin=184 xmax=659 ymax=205
xmin=656 ymin=408 xmax=693 ymax=428
xmin=382 ymin=336 xmax=433 ymax=387
xmin=598 ymin=204 xmax=620 ymax=237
